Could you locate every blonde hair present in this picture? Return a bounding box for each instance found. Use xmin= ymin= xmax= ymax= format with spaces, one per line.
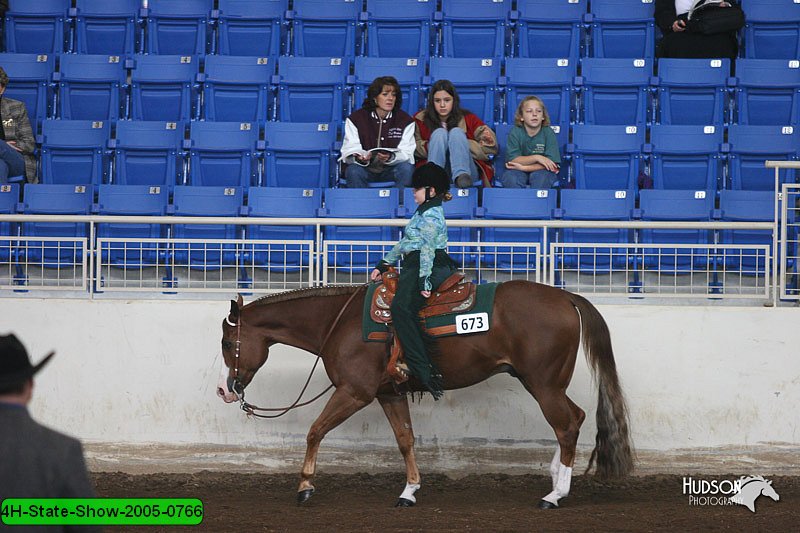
xmin=514 ymin=96 xmax=551 ymax=128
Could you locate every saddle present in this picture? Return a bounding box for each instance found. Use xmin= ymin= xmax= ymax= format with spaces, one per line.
xmin=369 ymin=267 xmax=476 ymax=384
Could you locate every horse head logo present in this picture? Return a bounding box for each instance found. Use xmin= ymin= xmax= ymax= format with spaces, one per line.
xmin=730 ymin=476 xmax=780 ymax=513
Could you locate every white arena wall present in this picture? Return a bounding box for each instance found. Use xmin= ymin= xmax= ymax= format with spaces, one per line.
xmin=3 ymin=298 xmax=799 ymax=474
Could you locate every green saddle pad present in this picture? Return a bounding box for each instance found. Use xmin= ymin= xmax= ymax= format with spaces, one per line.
xmin=362 ymin=282 xmax=499 ymax=342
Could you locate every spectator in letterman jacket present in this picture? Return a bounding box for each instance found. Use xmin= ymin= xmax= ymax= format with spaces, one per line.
xmin=339 ymin=76 xmax=416 ymax=189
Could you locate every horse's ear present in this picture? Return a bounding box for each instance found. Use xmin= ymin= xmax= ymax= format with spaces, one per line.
xmin=229 ymin=299 xmax=240 ymax=321
xmin=236 ymin=294 xmax=244 ymax=308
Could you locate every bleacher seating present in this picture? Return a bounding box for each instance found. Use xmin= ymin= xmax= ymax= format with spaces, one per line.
xmin=514 ymin=0 xmax=585 ymax=60
xmin=734 ymin=59 xmax=800 ymax=126
xmin=440 ymin=0 xmax=510 ymax=59
xmin=186 ymin=121 xmax=259 ymax=188
xmin=73 ymin=0 xmax=141 ymax=56
xmin=727 ymin=125 xmax=799 ymax=190
xmin=365 ymin=0 xmax=436 ymax=58
xmin=570 ymin=124 xmax=644 ymax=190
xmin=56 ymin=54 xmax=127 ymax=121
xmin=289 ymin=0 xmax=361 ymax=58
xmin=4 ymin=0 xmax=70 ymax=54
xmin=112 ymin=120 xmax=184 ymax=189
xmin=504 ymin=57 xmax=575 ymax=127
xmin=129 ymin=54 xmax=199 ymax=122
xmin=215 ymin=0 xmax=286 ymax=58
xmin=39 ymin=120 xmax=110 ymax=187
xmin=655 ymin=58 xmax=730 ymax=126
xmin=718 ymin=189 xmax=775 ymax=275
xmin=428 ymin=57 xmax=501 ymax=124
xmin=649 ymin=125 xmax=724 ymax=190
xmin=201 ymin=55 xmax=273 ymax=122
xmin=275 ymin=56 xmax=348 ymax=123
xmin=579 ymin=58 xmax=651 ymax=126
xmin=352 ymin=56 xmax=424 ymax=116
xmin=263 ymin=122 xmax=336 ymax=189
xmin=588 ymin=0 xmax=655 ymax=59
xmin=0 ymin=53 xmax=55 ymax=127
xmin=145 ymin=0 xmax=212 ymax=56
xmin=742 ymin=0 xmax=800 ymax=59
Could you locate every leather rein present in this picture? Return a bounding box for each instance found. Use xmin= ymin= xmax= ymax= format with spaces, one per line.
xmin=229 ymin=285 xmax=366 ymax=419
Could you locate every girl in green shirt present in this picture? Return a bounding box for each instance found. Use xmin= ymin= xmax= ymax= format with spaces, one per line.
xmin=501 ymin=96 xmax=562 ymax=189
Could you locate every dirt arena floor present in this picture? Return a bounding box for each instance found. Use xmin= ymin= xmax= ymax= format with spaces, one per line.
xmin=93 ymin=471 xmax=798 ymax=532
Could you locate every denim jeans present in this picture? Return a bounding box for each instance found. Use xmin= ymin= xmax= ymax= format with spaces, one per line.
xmin=0 ymin=140 xmax=26 ymax=184
xmin=344 ymin=161 xmax=414 ymax=188
xmin=500 ymin=169 xmax=558 ymax=189
xmin=427 ymin=128 xmax=477 ymax=181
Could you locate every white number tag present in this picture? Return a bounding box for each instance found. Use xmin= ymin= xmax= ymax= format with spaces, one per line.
xmin=456 ymin=312 xmax=489 ymax=334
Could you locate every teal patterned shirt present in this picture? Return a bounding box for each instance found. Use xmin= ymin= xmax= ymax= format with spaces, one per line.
xmin=381 ymin=197 xmax=448 ymax=291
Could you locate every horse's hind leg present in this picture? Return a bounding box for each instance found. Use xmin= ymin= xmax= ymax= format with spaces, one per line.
xmin=297 ymin=387 xmax=371 ymax=503
xmin=377 ymin=394 xmax=421 ymax=507
xmin=548 ymin=396 xmax=586 ymax=490
xmin=535 ymin=390 xmax=582 ymax=509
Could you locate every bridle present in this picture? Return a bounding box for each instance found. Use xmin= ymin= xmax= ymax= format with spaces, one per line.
xmin=226 ymin=285 xmax=365 ymax=419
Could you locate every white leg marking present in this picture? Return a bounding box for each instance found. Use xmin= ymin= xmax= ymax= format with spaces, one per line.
xmin=399 ymin=482 xmax=421 ymax=503
xmin=542 ymin=465 xmax=573 ymax=507
xmin=549 ymin=447 xmax=561 ymax=491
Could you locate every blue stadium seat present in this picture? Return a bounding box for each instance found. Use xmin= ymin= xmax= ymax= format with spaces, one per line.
xmin=244 ymin=187 xmax=321 ymax=271
xmin=718 ymin=189 xmax=775 ymax=275
xmin=96 ymin=184 xmax=169 ymax=269
xmin=73 ymin=0 xmax=141 ymax=55
xmin=0 ymin=184 xmax=20 ymax=264
xmin=263 ymin=122 xmax=336 ymax=189
xmin=440 ymin=0 xmax=510 ymax=58
xmin=481 ymin=187 xmax=556 ymax=272
xmin=322 ymin=187 xmax=400 ymax=272
xmin=428 ymin=57 xmax=501 ymax=124
xmin=145 ymin=0 xmax=212 ymax=56
xmin=4 ymin=0 xmax=70 ymax=54
xmin=352 ymin=57 xmax=424 ymax=116
xmin=130 ymin=55 xmax=199 ymax=122
xmin=655 ymin=58 xmax=730 ymax=126
xmin=734 ymin=59 xmax=800 ymax=126
xmin=365 ymin=0 xmax=436 ymax=58
xmin=275 ymin=56 xmax=349 ymax=123
xmin=216 ymin=0 xmax=286 ymax=57
xmin=587 ymin=0 xmax=655 ymax=58
xmin=187 ymin=122 xmax=259 ymax=189
xmin=639 ymin=189 xmax=715 ymax=272
xmin=742 ymin=0 xmax=800 ymax=59
xmin=39 ymin=120 xmax=110 ymax=186
xmin=493 ymin=122 xmax=568 ymax=185
xmin=515 ymin=0 xmax=585 ymax=60
xmin=579 ymin=58 xmax=651 ymax=126
xmin=112 ymin=121 xmax=184 ymax=189
xmin=19 ymin=184 xmax=93 ymax=268
xmin=56 ymin=55 xmax=127 ymax=121
xmin=557 ymin=188 xmax=635 ymax=273
xmin=0 ymin=53 xmax=55 ymax=127
xmin=505 ymin=57 xmax=576 ymax=127
xmin=570 ymin=124 xmax=644 ymax=190
xmin=649 ymin=125 xmax=724 ymax=190
xmin=171 ymin=185 xmax=244 ymax=269
xmin=289 ymin=0 xmax=361 ymax=58
xmin=202 ymin=55 xmax=273 ymax=122
xmin=727 ymin=125 xmax=799 ymax=190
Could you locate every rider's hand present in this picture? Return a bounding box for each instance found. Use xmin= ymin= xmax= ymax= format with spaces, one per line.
xmin=421 ymin=290 xmax=431 ymax=298
xmin=370 ymin=268 xmax=382 ymax=282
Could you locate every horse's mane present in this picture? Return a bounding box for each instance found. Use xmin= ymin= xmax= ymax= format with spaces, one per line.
xmin=247 ymin=285 xmax=361 ymax=308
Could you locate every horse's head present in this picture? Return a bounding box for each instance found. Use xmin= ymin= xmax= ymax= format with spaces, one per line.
xmin=216 ymin=295 xmax=271 ymax=404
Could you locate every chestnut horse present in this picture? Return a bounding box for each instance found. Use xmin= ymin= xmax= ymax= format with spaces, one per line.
xmin=216 ymin=280 xmax=633 ymax=509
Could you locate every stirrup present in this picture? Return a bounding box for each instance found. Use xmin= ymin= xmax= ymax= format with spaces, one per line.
xmin=389 ymin=362 xmax=410 ymax=384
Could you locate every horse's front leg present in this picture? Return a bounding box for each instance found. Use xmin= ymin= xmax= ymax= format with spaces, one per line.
xmin=377 ymin=393 xmax=421 ymax=507
xmin=298 ymin=386 xmax=372 ymax=503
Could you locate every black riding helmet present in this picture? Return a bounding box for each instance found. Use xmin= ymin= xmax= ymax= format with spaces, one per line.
xmin=411 ymin=162 xmax=450 ymax=197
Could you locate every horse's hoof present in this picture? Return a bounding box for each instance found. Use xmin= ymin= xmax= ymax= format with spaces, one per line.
xmin=395 ymin=498 xmax=415 ymax=508
xmin=297 ymin=489 xmax=315 ymax=504
xmin=538 ymin=499 xmax=558 ymax=510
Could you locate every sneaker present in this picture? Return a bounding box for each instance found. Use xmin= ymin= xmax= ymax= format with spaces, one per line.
xmin=454 ymin=174 xmax=473 ymax=189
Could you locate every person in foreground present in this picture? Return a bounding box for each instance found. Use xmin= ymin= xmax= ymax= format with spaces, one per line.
xmin=370 ymin=163 xmax=458 ymax=399
xmin=0 ymin=333 xmax=98 ymax=531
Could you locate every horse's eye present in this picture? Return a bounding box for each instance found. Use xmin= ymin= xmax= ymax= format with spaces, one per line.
xmin=221 ymin=340 xmax=233 ymax=350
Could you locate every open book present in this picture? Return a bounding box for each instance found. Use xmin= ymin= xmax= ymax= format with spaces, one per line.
xmin=349 ymin=147 xmax=401 ymax=167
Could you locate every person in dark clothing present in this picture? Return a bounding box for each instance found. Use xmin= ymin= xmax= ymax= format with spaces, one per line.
xmin=655 ymin=0 xmax=739 ymax=59
xmin=371 ymin=163 xmax=458 ymax=399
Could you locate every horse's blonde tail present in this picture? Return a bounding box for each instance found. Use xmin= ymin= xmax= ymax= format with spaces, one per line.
xmin=570 ymin=292 xmax=634 ymax=479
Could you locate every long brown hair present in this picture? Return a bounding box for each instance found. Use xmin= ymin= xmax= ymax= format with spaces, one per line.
xmin=422 ymin=79 xmax=466 ymax=133
xmin=361 ymin=76 xmax=403 ymax=112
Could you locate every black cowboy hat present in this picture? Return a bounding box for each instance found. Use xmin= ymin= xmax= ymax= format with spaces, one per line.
xmin=411 ymin=162 xmax=450 ymax=195
xmin=0 ymin=334 xmax=54 ymax=389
